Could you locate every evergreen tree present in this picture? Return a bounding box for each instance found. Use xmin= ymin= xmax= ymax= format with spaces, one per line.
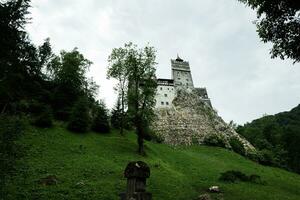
xmin=92 ymin=101 xmax=110 ymax=133
xmin=67 ymin=98 xmax=90 ymax=133
xmin=110 ymin=97 xmax=122 ymax=129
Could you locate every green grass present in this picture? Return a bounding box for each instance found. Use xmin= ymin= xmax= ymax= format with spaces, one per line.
xmin=5 ymin=123 xmax=300 ymax=200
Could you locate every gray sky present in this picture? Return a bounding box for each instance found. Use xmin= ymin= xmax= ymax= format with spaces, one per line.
xmin=26 ymin=0 xmax=300 ymax=125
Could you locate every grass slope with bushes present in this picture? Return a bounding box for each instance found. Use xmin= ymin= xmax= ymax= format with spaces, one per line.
xmin=4 ymin=124 xmax=300 ymax=200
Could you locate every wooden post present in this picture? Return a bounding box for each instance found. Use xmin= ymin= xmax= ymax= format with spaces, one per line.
xmin=120 ymin=161 xmax=152 ymax=200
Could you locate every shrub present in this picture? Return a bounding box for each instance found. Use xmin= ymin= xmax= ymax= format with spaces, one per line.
xmin=246 ymin=150 xmax=261 ymax=162
xmin=0 ymin=116 xmax=25 ymax=197
xmin=219 ymin=170 xmax=262 ymax=184
xmin=258 ymin=149 xmax=275 ymax=166
xmin=67 ymin=98 xmax=90 ymax=133
xmin=92 ymin=103 xmax=110 ymax=133
xmin=32 ymin=105 xmax=53 ymax=128
xmin=203 ymin=134 xmax=226 ymax=148
xmin=230 ymin=137 xmax=246 ymax=156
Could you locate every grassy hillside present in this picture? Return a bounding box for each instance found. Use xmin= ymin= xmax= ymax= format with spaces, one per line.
xmin=5 ymin=124 xmax=300 ymax=200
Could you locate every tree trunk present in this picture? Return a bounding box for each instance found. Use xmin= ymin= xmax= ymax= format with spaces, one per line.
xmin=137 ymin=132 xmax=145 ymax=155
xmin=136 ymin=121 xmax=145 ymax=155
xmin=120 ymin=90 xmax=124 ymax=136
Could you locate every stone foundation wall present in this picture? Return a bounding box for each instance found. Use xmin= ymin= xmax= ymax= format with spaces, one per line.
xmin=151 ymin=89 xmax=255 ymax=154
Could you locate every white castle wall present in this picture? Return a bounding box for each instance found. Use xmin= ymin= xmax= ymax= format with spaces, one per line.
xmin=155 ymin=84 xmax=176 ymax=108
xmin=154 ymin=56 xmax=211 ymax=109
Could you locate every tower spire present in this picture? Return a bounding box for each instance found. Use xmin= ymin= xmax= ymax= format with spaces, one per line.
xmin=176 ymin=54 xmax=183 ymax=62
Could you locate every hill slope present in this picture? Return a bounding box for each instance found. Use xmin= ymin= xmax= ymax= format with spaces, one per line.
xmin=237 ymin=104 xmax=300 ymax=173
xmin=5 ymin=124 xmax=300 ymax=200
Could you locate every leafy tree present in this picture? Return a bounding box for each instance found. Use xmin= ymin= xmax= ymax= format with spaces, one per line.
xmin=48 ymin=48 xmax=94 ymax=120
xmin=126 ymin=43 xmax=157 ymax=155
xmin=107 ymin=42 xmax=157 ymax=155
xmin=107 ymin=47 xmax=129 ymax=135
xmin=239 ymin=0 xmax=300 ymax=63
xmin=67 ymin=98 xmax=90 ymax=133
xmin=92 ymin=101 xmax=110 ymax=133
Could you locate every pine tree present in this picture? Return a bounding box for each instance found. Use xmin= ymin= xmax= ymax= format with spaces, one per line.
xmin=92 ymin=102 xmax=110 ymax=133
xmin=67 ymin=98 xmax=90 ymax=133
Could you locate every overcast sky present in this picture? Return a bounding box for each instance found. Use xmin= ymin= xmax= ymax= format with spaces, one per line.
xmin=26 ymin=0 xmax=300 ymax=124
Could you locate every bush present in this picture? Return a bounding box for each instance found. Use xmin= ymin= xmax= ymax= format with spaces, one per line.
xmin=258 ymin=149 xmax=276 ymax=166
xmin=92 ymin=103 xmax=110 ymax=133
xmin=0 ymin=116 xmax=25 ymax=197
xmin=67 ymin=98 xmax=90 ymax=133
xmin=203 ymin=134 xmax=226 ymax=148
xmin=246 ymin=150 xmax=261 ymax=162
xmin=32 ymin=105 xmax=53 ymax=128
xmin=230 ymin=137 xmax=246 ymax=156
xmin=219 ymin=170 xmax=262 ymax=184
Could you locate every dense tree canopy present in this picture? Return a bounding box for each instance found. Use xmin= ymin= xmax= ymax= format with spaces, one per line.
xmin=239 ymin=0 xmax=300 ymax=63
xmin=237 ymin=104 xmax=300 ymax=173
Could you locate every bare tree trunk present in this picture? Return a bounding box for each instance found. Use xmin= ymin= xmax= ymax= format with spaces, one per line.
xmin=120 ymin=89 xmax=124 ymax=136
xmin=137 ymin=123 xmax=145 ymax=156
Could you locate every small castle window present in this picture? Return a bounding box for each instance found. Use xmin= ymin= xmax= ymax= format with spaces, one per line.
xmin=186 ymin=79 xmax=189 ymax=81
xmin=160 ymin=87 xmax=162 ymax=90
xmin=167 ymin=88 xmax=169 ymax=90
xmin=178 ymin=77 xmax=180 ymax=80
xmin=164 ymin=94 xmax=167 ymax=97
xmin=186 ymin=83 xmax=188 ymax=86
xmin=161 ymin=102 xmax=164 ymax=105
xmin=166 ymin=102 xmax=169 ymax=105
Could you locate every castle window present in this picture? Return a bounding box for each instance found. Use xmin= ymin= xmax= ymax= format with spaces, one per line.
xmin=164 ymin=94 xmax=167 ymax=97
xmin=178 ymin=77 xmax=180 ymax=80
xmin=161 ymin=102 xmax=164 ymax=105
xmin=160 ymin=87 xmax=162 ymax=90
xmin=167 ymin=88 xmax=169 ymax=90
xmin=186 ymin=83 xmax=188 ymax=86
xmin=186 ymin=79 xmax=189 ymax=81
xmin=166 ymin=102 xmax=169 ymax=105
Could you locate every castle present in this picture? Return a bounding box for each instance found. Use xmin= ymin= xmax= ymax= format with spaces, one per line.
xmin=155 ymin=55 xmax=212 ymax=108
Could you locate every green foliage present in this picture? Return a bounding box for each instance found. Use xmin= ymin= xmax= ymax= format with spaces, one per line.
xmin=0 ymin=115 xmax=25 ymax=198
xmin=0 ymin=0 xmax=43 ymax=114
xmin=229 ymin=137 xmax=246 ymax=156
xmin=91 ymin=101 xmax=110 ymax=133
xmin=110 ymin=98 xmax=122 ymax=129
xmin=4 ymin=124 xmax=300 ymax=200
xmin=32 ymin=104 xmax=53 ymax=128
xmin=67 ymin=98 xmax=90 ymax=133
xmin=258 ymin=149 xmax=276 ymax=166
xmin=108 ymin=42 xmax=157 ymax=154
xmin=237 ymin=104 xmax=300 ymax=173
xmin=203 ymin=134 xmax=226 ymax=148
xmin=238 ymin=0 xmax=300 ymax=63
xmin=219 ymin=170 xmax=262 ymax=184
xmin=49 ymin=48 xmax=95 ymax=120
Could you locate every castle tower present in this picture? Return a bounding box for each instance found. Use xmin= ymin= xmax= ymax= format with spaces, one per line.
xmin=171 ymin=55 xmax=194 ymax=89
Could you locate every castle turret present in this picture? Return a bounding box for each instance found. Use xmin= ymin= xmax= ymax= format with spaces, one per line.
xmin=171 ymin=55 xmax=194 ymax=89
